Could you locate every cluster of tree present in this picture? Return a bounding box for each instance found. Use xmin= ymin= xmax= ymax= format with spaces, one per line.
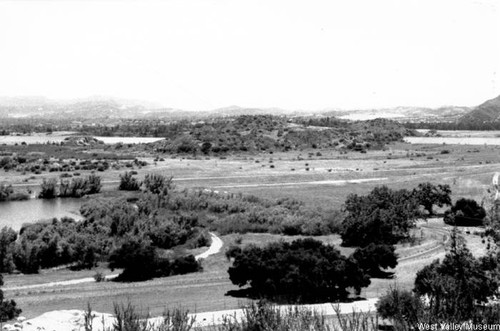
xmin=377 ymin=230 xmax=500 ymax=325
xmin=2 ymin=175 xmax=207 ymax=276
xmin=227 ymin=238 xmax=371 ymax=302
xmin=39 ymin=174 xmax=102 ymax=198
xmin=444 ymin=198 xmax=486 ymax=226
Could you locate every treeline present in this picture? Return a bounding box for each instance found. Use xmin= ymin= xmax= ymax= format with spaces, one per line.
xmin=39 ymin=174 xmax=102 ymax=198
xmin=405 ymin=120 xmax=500 ymax=131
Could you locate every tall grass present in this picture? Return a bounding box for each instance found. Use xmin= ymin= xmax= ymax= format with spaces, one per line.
xmin=83 ymin=301 xmax=381 ymax=331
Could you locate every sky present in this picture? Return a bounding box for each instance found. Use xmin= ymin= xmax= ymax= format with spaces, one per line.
xmin=0 ymin=0 xmax=499 ymax=111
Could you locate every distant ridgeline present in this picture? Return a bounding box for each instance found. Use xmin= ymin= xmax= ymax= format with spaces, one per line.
xmin=406 ymin=94 xmax=500 ymax=130
xmin=148 ymin=115 xmax=415 ymax=154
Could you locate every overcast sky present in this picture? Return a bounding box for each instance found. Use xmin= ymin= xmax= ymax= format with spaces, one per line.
xmin=0 ymin=0 xmax=499 ymax=110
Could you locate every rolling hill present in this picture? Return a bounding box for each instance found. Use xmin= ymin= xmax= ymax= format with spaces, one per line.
xmin=459 ymin=94 xmax=500 ymax=124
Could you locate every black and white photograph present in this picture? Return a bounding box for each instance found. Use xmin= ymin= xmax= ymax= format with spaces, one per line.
xmin=0 ymin=0 xmax=499 ymax=329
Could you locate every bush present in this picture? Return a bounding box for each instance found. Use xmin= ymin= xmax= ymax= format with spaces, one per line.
xmin=109 ymin=239 xmax=201 ymax=282
xmin=228 ymin=238 xmax=370 ymax=302
xmin=0 ymin=184 xmax=13 ymax=201
xmin=376 ymin=287 xmax=424 ymax=327
xmin=118 ymin=171 xmax=141 ymax=191
xmin=38 ymin=178 xmax=57 ymax=199
xmin=444 ymin=198 xmax=486 ymax=226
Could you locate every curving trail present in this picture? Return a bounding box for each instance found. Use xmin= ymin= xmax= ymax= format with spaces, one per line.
xmin=3 ymin=232 xmax=223 ymax=292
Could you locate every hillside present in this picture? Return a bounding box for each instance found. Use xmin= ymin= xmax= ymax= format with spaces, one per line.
xmin=459 ymin=94 xmax=500 ymax=124
xmin=149 ymin=115 xmax=415 ymax=154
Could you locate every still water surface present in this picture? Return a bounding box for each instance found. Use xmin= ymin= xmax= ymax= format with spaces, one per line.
xmin=0 ymin=198 xmax=83 ymax=231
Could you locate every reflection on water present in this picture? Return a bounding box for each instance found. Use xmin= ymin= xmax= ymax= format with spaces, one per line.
xmin=0 ymin=198 xmax=83 ymax=231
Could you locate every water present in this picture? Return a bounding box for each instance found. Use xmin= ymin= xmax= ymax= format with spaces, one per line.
xmin=0 ymin=198 xmax=83 ymax=231
xmin=405 ymin=137 xmax=500 ymax=145
xmin=0 ymin=132 xmax=164 ymax=145
xmin=94 ymin=136 xmax=163 ymax=144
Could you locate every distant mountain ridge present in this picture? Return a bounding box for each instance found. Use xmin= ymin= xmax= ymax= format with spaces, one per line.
xmin=0 ymin=95 xmax=482 ymax=122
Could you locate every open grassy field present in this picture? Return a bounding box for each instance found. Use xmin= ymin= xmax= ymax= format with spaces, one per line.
xmin=0 ymin=140 xmax=497 ymax=318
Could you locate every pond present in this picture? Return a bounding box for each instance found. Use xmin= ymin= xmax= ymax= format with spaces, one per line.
xmin=0 ymin=198 xmax=84 ymax=231
xmin=0 ymin=132 xmax=164 ymax=145
xmin=405 ymin=137 xmax=500 ymax=145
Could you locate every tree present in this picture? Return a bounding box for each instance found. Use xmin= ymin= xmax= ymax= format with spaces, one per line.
xmin=444 ymin=198 xmax=486 ymax=226
xmin=118 ymin=171 xmax=140 ymax=191
xmin=0 ymin=274 xmax=21 ymax=322
xmin=341 ymin=186 xmax=420 ymax=247
xmin=413 ymin=229 xmax=498 ymax=321
xmin=228 ymin=238 xmax=370 ymax=302
xmin=352 ymin=244 xmax=397 ymax=278
xmin=0 ymin=227 xmax=17 ymax=273
xmin=413 ymin=182 xmax=451 ymax=216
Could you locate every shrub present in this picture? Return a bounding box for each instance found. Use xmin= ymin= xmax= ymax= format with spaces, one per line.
xmin=118 ymin=171 xmax=141 ymax=191
xmin=444 ymin=198 xmax=486 ymax=226
xmin=376 ymin=287 xmax=424 ymax=327
xmin=38 ymin=178 xmax=57 ymax=199
xmin=0 ymin=184 xmax=13 ymax=201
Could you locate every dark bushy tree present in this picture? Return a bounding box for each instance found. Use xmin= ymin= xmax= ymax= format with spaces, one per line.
xmin=109 ymin=239 xmax=159 ymax=281
xmin=444 ymin=198 xmax=486 ymax=226
xmin=341 ymin=186 xmax=420 ymax=247
xmin=352 ymin=243 xmax=397 ymax=278
xmin=228 ymin=238 xmax=370 ymax=302
xmin=413 ymin=182 xmax=451 ymax=215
